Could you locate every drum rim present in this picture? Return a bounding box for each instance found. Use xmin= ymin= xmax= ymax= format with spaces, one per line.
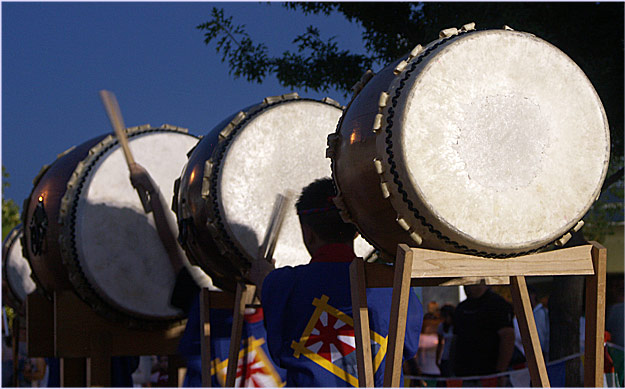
xmin=329 ymin=34 xmax=467 ymax=258
xmin=58 ymin=125 xmax=196 ymax=328
xmin=205 ymin=96 xmax=344 ymax=271
xmin=174 ymin=119 xmax=247 ymax=291
xmin=379 ymin=28 xmax=610 ymax=257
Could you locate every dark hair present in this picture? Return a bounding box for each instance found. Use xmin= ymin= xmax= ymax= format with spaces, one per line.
xmin=440 ymin=304 xmax=455 ymax=318
xmin=296 ymin=178 xmax=358 ymax=243
xmin=440 ymin=304 xmax=455 ymax=331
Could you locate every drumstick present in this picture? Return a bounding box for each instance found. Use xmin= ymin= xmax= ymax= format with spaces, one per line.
xmin=259 ymin=192 xmax=292 ymax=263
xmin=99 ymin=90 xmax=152 ymax=213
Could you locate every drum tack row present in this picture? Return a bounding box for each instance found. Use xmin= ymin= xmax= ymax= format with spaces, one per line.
xmin=4 ymin=23 xmax=609 ymax=380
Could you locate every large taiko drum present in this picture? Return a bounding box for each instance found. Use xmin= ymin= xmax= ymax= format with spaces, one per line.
xmin=175 ymin=93 xmax=375 ymax=290
xmin=327 ymin=24 xmax=610 ymax=258
xmin=2 ymin=225 xmax=37 ymax=313
xmin=22 ymin=124 xmax=199 ymax=327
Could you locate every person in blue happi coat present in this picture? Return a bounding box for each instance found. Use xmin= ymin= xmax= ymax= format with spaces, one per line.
xmin=250 ymin=178 xmax=424 ymax=387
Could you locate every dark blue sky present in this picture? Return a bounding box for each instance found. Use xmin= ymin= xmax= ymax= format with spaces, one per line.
xmin=2 ymin=2 xmax=367 ymax=206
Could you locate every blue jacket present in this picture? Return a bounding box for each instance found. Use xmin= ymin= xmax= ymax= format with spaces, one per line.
xmin=178 ymin=296 xmax=286 ymax=387
xmin=261 ymin=244 xmax=423 ymax=387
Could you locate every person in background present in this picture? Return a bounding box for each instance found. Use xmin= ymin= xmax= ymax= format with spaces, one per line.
xmin=149 ymin=356 xmax=169 ymax=387
xmin=22 ymin=357 xmax=46 ymax=387
xmin=606 ymin=279 xmax=624 ymax=348
xmin=426 ymin=301 xmax=440 ymax=319
xmin=436 ymin=304 xmax=455 ymax=377
xmin=511 ymin=286 xmax=549 ymax=365
xmin=453 ymin=283 xmax=515 ymax=387
xmin=416 ymin=307 xmax=441 ymax=377
xmin=131 ymin=356 xmax=154 ymax=387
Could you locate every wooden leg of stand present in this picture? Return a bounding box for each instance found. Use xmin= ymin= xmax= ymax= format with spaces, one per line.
xmin=12 ymin=316 xmax=19 ymax=388
xmin=178 ymin=366 xmax=187 ymax=387
xmin=383 ymin=244 xmax=414 ymax=387
xmin=61 ymin=357 xmax=86 ymax=387
xmin=86 ymin=354 xmax=111 ymax=387
xmin=584 ymin=242 xmax=607 ymax=387
xmin=201 ymin=288 xmax=213 ymax=387
xmin=226 ymin=283 xmax=250 ymax=387
xmin=350 ymin=259 xmax=374 ymax=387
xmin=167 ymin=355 xmax=183 ymax=387
xmin=86 ymin=330 xmax=111 ymax=387
xmin=26 ymin=292 xmax=55 ymax=358
xmin=510 ymin=276 xmax=550 ymax=387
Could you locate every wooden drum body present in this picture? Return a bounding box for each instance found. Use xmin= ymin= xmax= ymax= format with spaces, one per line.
xmin=22 ymin=124 xmax=198 ymax=327
xmin=176 ymin=94 xmax=375 ymax=290
xmin=328 ymin=25 xmax=610 ymax=258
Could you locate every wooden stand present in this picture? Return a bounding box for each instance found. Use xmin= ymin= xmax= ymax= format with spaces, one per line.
xmin=350 ymin=242 xmax=607 ymax=387
xmin=26 ymin=290 xmax=187 ymax=387
xmin=199 ymin=282 xmax=257 ymax=387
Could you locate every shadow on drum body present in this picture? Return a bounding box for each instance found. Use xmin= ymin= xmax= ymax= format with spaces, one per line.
xmin=177 ymin=218 xmax=259 ymax=293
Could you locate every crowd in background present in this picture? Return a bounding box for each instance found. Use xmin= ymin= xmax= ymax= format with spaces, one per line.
xmin=405 ymin=278 xmax=624 ymax=387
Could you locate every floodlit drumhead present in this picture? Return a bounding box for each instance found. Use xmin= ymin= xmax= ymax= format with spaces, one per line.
xmin=4 ymin=228 xmax=36 ymax=304
xmin=217 ymin=99 xmax=374 ymax=268
xmin=72 ymin=130 xmax=198 ymax=320
xmin=384 ymin=30 xmax=609 ymax=251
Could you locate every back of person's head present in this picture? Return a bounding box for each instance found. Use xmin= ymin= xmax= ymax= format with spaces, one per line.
xmin=527 ymin=284 xmax=540 ymax=307
xmin=427 ymin=301 xmax=440 ymax=315
xmin=296 ymin=178 xmax=357 ymax=244
xmin=440 ymin=304 xmax=455 ymax=319
xmin=440 ymin=304 xmax=455 ymax=330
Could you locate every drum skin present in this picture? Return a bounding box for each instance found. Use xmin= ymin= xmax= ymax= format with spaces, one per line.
xmin=22 ymin=125 xmax=197 ymax=328
xmin=176 ymin=94 xmax=360 ymax=291
xmin=329 ymin=26 xmax=610 ymax=258
xmin=2 ymin=225 xmax=36 ymax=314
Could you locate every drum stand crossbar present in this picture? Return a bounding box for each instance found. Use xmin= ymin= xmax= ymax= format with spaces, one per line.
xmin=199 ymin=284 xmax=258 ymax=388
xmin=350 ymin=242 xmax=607 ymax=388
xmin=26 ymin=291 xmax=187 ymax=387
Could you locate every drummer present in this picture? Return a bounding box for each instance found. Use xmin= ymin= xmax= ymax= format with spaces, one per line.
xmin=128 ymin=162 xmax=285 ymax=387
xmin=249 ymin=178 xmax=424 ymax=387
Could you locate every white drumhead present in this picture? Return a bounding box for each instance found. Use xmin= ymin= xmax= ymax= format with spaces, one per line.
xmin=219 ymin=100 xmax=375 ymax=267
xmin=398 ymin=31 xmax=609 ymax=248
xmin=5 ymin=231 xmax=37 ymax=303
xmin=74 ymin=131 xmax=198 ymax=318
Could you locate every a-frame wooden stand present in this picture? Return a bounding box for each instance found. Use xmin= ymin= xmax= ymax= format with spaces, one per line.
xmin=351 ymin=242 xmax=607 ymax=387
xmin=199 ymin=282 xmax=258 ymax=387
xmin=26 ymin=290 xmax=187 ymax=387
